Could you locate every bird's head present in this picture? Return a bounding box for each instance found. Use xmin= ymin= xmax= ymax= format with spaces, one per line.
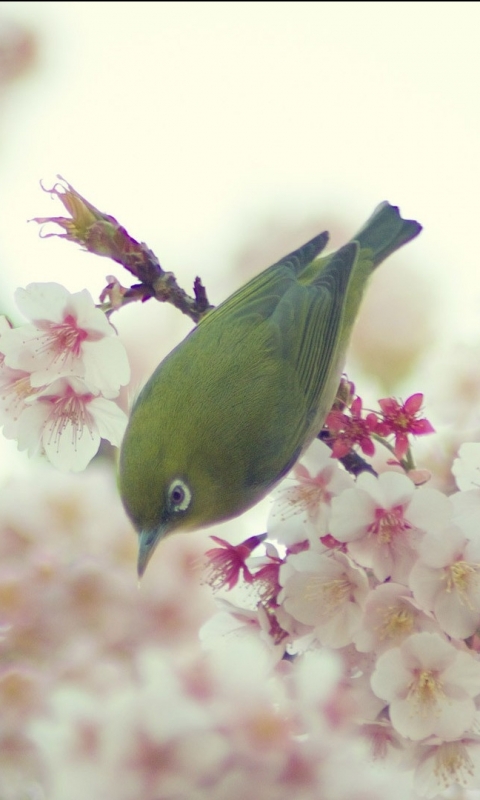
xmin=132 ymin=475 xmax=196 ymax=577
xmin=119 ymin=434 xmax=215 ymax=576
xmin=118 ymin=407 xmax=249 ymax=576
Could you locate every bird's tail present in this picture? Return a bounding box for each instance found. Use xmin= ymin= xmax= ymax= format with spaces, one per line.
xmin=352 ymin=201 xmax=422 ymax=268
xmin=309 ymin=202 xmax=422 ymax=349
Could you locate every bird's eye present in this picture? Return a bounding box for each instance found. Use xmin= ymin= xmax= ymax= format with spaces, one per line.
xmin=168 ymin=479 xmax=191 ymax=512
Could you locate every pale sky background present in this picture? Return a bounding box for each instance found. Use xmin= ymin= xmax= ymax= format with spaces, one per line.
xmin=0 ymin=1 xmax=479 ymax=493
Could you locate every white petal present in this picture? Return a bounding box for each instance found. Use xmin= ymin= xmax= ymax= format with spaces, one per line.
xmin=14 ymin=401 xmax=49 ymax=456
xmin=330 ymin=488 xmax=377 ymax=541
xmin=82 ymin=337 xmax=130 ymax=397
xmin=452 ymin=442 xmax=480 ymax=491
xmin=389 ymin=697 xmax=437 ymax=740
xmin=370 ymin=647 xmax=410 ymax=702
xmin=451 ymin=489 xmax=480 ymax=542
xmin=356 ymin=471 xmax=386 ymax=504
xmin=435 ymin=590 xmax=480 ymax=639
xmin=443 ymin=650 xmax=480 ymax=697
xmin=67 ymin=289 xmax=114 ymax=335
xmin=407 ymin=488 xmax=453 ymax=532
xmin=409 ymin=562 xmax=443 ymax=610
xmin=401 ymin=632 xmax=454 ymax=672
xmin=42 ymin=413 xmax=101 ymax=472
xmin=298 ymin=438 xmax=332 ymax=473
xmin=15 ymin=282 xmax=70 ymax=323
xmin=378 ymin=470 xmax=414 ymax=507
xmin=432 ymin=696 xmax=476 ymax=740
xmin=416 ymin=526 xmax=466 ymax=568
xmin=88 ymin=396 xmax=127 ymax=446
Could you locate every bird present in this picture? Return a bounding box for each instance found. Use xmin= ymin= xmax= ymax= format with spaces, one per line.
xmin=118 ymin=202 xmax=422 ymax=577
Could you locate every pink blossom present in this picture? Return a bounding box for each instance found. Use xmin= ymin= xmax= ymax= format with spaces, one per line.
xmin=0 ymin=315 xmax=41 ymax=438
xmin=360 ymin=719 xmax=406 ymax=764
xmin=0 ymin=361 xmax=39 ymax=439
xmin=325 ymin=395 xmax=378 ymax=459
xmin=410 ymin=737 xmax=480 ymax=798
xmin=408 ymin=525 xmax=480 ymax=639
xmin=200 ymin=598 xmax=290 ymax=661
xmin=375 ymin=393 xmax=434 ymax=460
xmin=371 ymin=632 xmax=480 ymax=741
xmin=268 ymin=439 xmax=353 ymax=547
xmin=203 ymin=535 xmax=265 ymax=591
xmin=330 ymin=471 xmax=452 ymax=582
xmin=354 ymin=582 xmax=437 ymax=654
xmin=1 ymin=282 xmax=130 ymax=397
xmin=247 ymin=542 xmax=283 ymax=606
xmin=15 ymin=377 xmax=127 ymax=471
xmin=279 ymin=550 xmax=369 ymax=648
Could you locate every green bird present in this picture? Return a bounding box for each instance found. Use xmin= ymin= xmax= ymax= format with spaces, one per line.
xmin=119 ymin=202 xmax=421 ymax=576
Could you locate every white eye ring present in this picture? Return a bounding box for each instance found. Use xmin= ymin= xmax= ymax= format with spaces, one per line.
xmin=168 ymin=479 xmax=192 ymax=512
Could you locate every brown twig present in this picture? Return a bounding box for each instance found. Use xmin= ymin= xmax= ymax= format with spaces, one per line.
xmin=33 ymin=177 xmax=214 ymax=323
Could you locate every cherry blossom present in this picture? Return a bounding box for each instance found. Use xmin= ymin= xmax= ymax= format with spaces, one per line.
xmin=329 ymin=470 xmax=452 ymax=582
xmin=371 ymin=631 xmax=480 ymax=741
xmin=200 ymin=598 xmax=272 ymax=646
xmin=268 ymin=439 xmax=353 ymax=547
xmin=246 ymin=542 xmax=283 ymax=606
xmin=0 ymin=315 xmax=41 ymax=438
xmin=0 ymin=361 xmax=39 ymax=439
xmin=354 ymin=582 xmax=438 ymax=653
xmin=203 ymin=534 xmax=266 ymax=591
xmin=409 ymin=525 xmax=480 ymax=639
xmin=279 ymin=550 xmax=369 ymax=648
xmin=14 ymin=377 xmax=127 ymax=471
xmin=410 ymin=737 xmax=480 ymax=798
xmin=0 ymin=282 xmax=130 ymax=398
xmin=325 ymin=395 xmax=378 ymax=459
xmin=374 ymin=393 xmax=434 ymax=460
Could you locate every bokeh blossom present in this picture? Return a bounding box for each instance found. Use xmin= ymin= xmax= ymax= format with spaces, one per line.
xmin=452 ymin=442 xmax=480 ymax=491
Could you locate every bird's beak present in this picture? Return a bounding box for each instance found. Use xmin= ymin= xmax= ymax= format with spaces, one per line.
xmin=137 ymin=525 xmax=169 ymax=578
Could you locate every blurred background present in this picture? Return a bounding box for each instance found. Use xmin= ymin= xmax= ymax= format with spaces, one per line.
xmin=0 ymin=3 xmax=479 ymax=403
xmin=0 ymin=4 xmax=480 ymax=797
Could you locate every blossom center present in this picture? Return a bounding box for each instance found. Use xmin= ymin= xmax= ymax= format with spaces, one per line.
xmin=45 ymin=387 xmax=94 ymax=450
xmin=305 ymin=574 xmax=351 ymax=613
xmin=434 ymin=742 xmax=474 ymax=788
xmin=368 ymin=506 xmax=410 ymax=544
xmin=445 ymin=561 xmax=480 ymax=608
xmin=378 ymin=605 xmax=414 ymax=641
xmin=285 ymin=480 xmax=330 ymax=519
xmin=408 ymin=669 xmax=444 ymax=711
xmin=11 ymin=375 xmax=35 ymax=401
xmin=38 ymin=315 xmax=89 ymax=360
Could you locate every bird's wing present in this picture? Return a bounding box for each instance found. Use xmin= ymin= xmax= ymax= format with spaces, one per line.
xmin=270 ymin=242 xmax=360 ymax=420
xmin=199 ymin=238 xmax=360 ymax=434
xmin=198 ymin=231 xmax=330 ymax=331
